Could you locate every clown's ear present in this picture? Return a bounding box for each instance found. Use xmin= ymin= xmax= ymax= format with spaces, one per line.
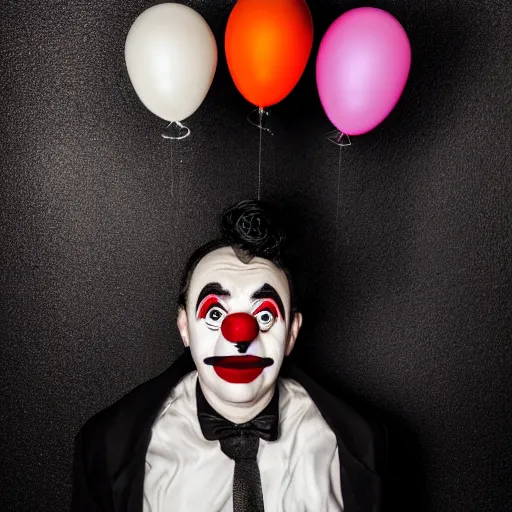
xmin=177 ymin=308 xmax=190 ymax=347
xmin=285 ymin=312 xmax=303 ymax=356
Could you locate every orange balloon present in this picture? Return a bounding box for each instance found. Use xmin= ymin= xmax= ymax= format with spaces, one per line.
xmin=225 ymin=0 xmax=313 ymax=108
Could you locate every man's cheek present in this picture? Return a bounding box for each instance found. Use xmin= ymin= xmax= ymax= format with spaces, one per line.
xmin=189 ymin=324 xmax=218 ymax=352
xmin=262 ymin=322 xmax=287 ymax=345
xmin=260 ymin=326 xmax=288 ymax=354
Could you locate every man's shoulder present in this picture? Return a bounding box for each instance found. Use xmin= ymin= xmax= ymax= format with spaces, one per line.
xmin=77 ymin=352 xmax=197 ymax=453
xmin=79 ymin=375 xmax=150 ymax=436
xmin=77 ymin=369 xmax=164 ymax=452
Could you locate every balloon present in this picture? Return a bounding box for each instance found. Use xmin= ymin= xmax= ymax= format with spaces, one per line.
xmin=225 ymin=0 xmax=313 ymax=108
xmin=316 ymin=7 xmax=411 ymax=136
xmin=125 ymin=3 xmax=217 ymax=123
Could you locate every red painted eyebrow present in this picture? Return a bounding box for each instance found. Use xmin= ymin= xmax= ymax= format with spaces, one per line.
xmin=253 ymin=299 xmax=280 ymax=319
xmin=197 ymin=295 xmax=226 ymax=319
xmin=195 ymin=283 xmax=231 ymax=313
xmin=251 ymin=284 xmax=285 ymax=320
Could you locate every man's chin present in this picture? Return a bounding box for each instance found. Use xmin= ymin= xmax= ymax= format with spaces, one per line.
xmin=219 ymin=388 xmax=261 ymax=405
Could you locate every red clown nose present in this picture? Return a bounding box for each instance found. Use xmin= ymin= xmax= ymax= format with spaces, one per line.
xmin=221 ymin=312 xmax=259 ymax=343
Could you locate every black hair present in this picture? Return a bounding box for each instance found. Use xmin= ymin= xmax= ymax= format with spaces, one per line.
xmin=178 ymin=199 xmax=297 ymax=313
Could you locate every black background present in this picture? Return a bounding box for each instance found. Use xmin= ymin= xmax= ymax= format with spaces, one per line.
xmin=1 ymin=0 xmax=511 ymax=511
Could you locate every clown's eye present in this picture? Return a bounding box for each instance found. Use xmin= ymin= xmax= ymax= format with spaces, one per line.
xmin=255 ymin=310 xmax=276 ymax=331
xmin=205 ymin=306 xmax=227 ymax=329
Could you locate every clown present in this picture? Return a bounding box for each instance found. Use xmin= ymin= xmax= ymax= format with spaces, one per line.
xmin=72 ymin=200 xmax=385 ymax=512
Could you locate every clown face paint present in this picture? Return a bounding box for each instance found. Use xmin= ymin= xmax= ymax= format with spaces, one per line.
xmin=179 ymin=247 xmax=299 ymax=407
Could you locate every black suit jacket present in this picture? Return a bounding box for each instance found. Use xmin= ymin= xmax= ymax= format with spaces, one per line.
xmin=71 ymin=350 xmax=387 ymax=512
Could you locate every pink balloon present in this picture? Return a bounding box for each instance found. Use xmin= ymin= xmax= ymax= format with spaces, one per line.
xmin=316 ymin=7 xmax=411 ymax=136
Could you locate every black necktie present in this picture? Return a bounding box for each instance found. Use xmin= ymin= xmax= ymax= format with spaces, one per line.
xmin=196 ymin=381 xmax=279 ymax=512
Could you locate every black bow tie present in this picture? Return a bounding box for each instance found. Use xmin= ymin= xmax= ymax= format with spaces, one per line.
xmin=196 ymin=380 xmax=280 ymax=443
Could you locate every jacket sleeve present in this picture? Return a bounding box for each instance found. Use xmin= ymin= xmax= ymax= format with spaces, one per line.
xmin=70 ymin=428 xmax=106 ymax=512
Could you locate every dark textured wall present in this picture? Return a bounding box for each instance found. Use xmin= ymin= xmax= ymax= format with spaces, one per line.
xmin=1 ymin=0 xmax=511 ymax=511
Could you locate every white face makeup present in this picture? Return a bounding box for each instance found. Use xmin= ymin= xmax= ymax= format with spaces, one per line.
xmin=178 ymin=246 xmax=301 ymax=407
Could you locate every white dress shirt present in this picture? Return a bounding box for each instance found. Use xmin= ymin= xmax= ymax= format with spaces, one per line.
xmin=143 ymin=371 xmax=343 ymax=512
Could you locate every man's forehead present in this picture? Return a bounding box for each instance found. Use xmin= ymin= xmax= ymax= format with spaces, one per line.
xmin=188 ymin=247 xmax=289 ymax=299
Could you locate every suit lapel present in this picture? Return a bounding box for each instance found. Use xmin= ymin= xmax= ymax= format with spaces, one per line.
xmin=281 ymin=360 xmax=383 ymax=512
xmin=111 ymin=351 xmax=195 ymax=512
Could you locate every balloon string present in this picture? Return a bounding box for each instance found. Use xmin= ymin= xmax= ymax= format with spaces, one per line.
xmin=257 ymin=107 xmax=263 ymax=200
xmin=334 ymin=144 xmax=342 ymax=251
xmin=170 ymin=137 xmax=174 ymax=199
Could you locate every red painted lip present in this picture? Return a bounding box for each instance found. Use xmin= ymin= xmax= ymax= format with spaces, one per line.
xmin=204 ymin=356 xmax=274 ymax=384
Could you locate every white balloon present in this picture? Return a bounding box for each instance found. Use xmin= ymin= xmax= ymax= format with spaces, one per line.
xmin=125 ymin=3 xmax=217 ymax=123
